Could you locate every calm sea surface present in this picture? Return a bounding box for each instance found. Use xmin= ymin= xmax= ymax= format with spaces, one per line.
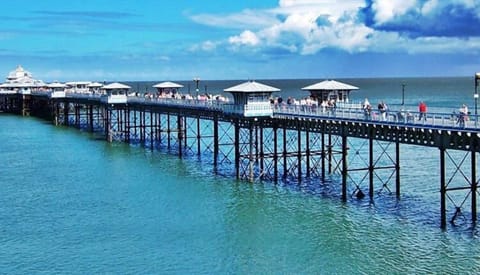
xmin=1 ymin=77 xmax=480 ymax=273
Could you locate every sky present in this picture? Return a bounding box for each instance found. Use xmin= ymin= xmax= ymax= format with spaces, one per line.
xmin=1 ymin=0 xmax=479 ymax=81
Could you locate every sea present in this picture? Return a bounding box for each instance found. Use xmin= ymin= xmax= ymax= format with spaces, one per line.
xmin=1 ymin=77 xmax=480 ymax=274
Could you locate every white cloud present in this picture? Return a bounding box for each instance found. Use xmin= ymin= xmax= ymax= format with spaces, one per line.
xmin=229 ymin=30 xmax=260 ymax=46
xmin=189 ymin=0 xmax=480 ymax=56
xmin=370 ymin=0 xmax=417 ymax=24
xmin=189 ymin=9 xmax=279 ymax=30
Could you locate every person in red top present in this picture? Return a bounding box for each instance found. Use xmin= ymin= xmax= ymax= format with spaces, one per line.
xmin=418 ymin=101 xmax=427 ymax=121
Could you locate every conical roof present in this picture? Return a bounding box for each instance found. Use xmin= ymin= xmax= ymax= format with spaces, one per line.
xmin=47 ymin=82 xmax=66 ymax=88
xmin=103 ymin=82 xmax=131 ymax=89
xmin=224 ymin=81 xmax=280 ymax=93
xmin=153 ymin=81 xmax=183 ymax=88
xmin=302 ymin=80 xmax=359 ymax=91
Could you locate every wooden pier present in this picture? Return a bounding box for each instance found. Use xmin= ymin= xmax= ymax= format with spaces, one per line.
xmin=1 ymin=90 xmax=479 ymax=229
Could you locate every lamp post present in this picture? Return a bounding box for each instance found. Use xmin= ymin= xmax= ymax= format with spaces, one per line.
xmin=475 ymin=73 xmax=480 ymax=126
xmin=401 ymin=83 xmax=405 ymax=106
xmin=193 ymin=77 xmax=200 ymax=97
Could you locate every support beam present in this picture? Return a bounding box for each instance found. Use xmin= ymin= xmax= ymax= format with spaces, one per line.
xmin=440 ymin=147 xmax=446 ymax=229
xmin=342 ymin=133 xmax=348 ymax=202
xmin=472 ymin=150 xmax=477 ymax=223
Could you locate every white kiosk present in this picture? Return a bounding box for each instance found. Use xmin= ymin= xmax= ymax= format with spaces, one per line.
xmin=101 ymin=82 xmax=130 ymax=104
xmin=224 ymin=81 xmax=279 ymax=117
xmin=47 ymin=82 xmax=66 ymax=98
xmin=302 ymin=80 xmax=358 ymax=103
xmin=153 ymin=81 xmax=184 ymax=96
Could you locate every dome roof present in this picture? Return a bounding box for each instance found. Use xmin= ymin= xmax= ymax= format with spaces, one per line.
xmin=7 ymin=65 xmax=32 ymax=80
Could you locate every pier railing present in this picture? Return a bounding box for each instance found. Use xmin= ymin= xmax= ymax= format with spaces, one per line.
xmin=24 ymin=91 xmax=480 ymax=130
xmin=273 ymin=104 xmax=480 ymax=130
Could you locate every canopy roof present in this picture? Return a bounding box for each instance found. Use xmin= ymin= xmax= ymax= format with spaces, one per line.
xmin=88 ymin=82 xmax=103 ymax=87
xmin=302 ymin=80 xmax=359 ymax=91
xmin=224 ymin=81 xmax=280 ymax=93
xmin=153 ymin=81 xmax=184 ymax=89
xmin=103 ymin=82 xmax=131 ymax=90
xmin=47 ymin=82 xmax=66 ymax=88
xmin=66 ymin=81 xmax=91 ymax=86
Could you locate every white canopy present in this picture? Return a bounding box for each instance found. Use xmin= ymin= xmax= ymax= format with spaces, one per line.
xmin=153 ymin=81 xmax=183 ymax=89
xmin=103 ymin=82 xmax=131 ymax=90
xmin=302 ymin=80 xmax=359 ymax=91
xmin=224 ymin=81 xmax=280 ymax=93
xmin=88 ymin=82 xmax=103 ymax=87
xmin=47 ymin=82 xmax=66 ymax=88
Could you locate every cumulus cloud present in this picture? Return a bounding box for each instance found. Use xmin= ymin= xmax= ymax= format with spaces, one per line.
xmin=229 ymin=30 xmax=260 ymax=46
xmin=362 ymin=0 xmax=480 ymax=37
xmin=190 ymin=0 xmax=480 ymax=56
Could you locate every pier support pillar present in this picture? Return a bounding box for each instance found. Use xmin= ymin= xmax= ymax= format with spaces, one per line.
xmin=273 ymin=124 xmax=278 ymax=183
xmin=297 ymin=127 xmax=302 ymax=181
xmin=396 ymin=140 xmax=401 ymax=198
xmin=369 ymin=136 xmax=374 ymax=199
xmin=197 ymin=116 xmax=201 ymax=155
xmin=249 ymin=123 xmax=254 ymax=182
xmin=440 ymin=147 xmax=446 ymax=229
xmin=234 ymin=121 xmax=240 ymax=179
xmin=341 ymin=133 xmax=348 ymax=202
xmin=321 ymin=129 xmax=326 ymax=180
xmin=213 ymin=116 xmax=219 ymax=167
xmin=178 ymin=115 xmax=183 ymax=158
xmin=472 ymin=150 xmax=477 ymax=223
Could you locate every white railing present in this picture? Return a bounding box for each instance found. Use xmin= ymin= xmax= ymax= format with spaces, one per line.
xmin=274 ymin=104 xmax=480 ymax=130
xmin=17 ymin=92 xmax=480 ymax=131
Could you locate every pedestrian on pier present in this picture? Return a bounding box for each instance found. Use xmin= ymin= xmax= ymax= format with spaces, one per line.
xmin=418 ymin=101 xmax=427 ymax=121
xmin=457 ymin=104 xmax=468 ymax=128
xmin=378 ymin=101 xmax=387 ymax=121
xmin=329 ymin=99 xmax=336 ymax=116
xmin=363 ymin=98 xmax=372 ymax=120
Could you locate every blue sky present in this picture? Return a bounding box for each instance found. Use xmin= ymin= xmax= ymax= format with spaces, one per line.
xmin=1 ymin=0 xmax=479 ymax=81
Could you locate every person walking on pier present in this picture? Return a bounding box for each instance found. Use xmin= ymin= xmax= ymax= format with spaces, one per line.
xmin=418 ymin=101 xmax=427 ymax=121
xmin=378 ymin=101 xmax=387 ymax=121
xmin=363 ymin=98 xmax=372 ymax=120
xmin=457 ymin=104 xmax=468 ymax=128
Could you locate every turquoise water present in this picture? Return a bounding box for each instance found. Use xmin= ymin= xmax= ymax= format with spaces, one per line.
xmin=1 ymin=114 xmax=480 ymax=273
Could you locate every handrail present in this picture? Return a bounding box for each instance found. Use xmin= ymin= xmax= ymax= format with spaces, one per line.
xmin=21 ymin=92 xmax=480 ymax=131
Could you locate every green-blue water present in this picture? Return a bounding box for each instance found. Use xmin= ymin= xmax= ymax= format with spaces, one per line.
xmin=2 ymin=77 xmax=480 ymax=273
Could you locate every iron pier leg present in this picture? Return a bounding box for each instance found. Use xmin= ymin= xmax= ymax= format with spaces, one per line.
xmin=297 ymin=127 xmax=302 ymax=182
xmin=472 ymin=150 xmax=477 ymax=223
xmin=213 ymin=116 xmax=219 ymax=167
xmin=150 ymin=110 xmax=154 ymax=149
xmin=342 ymin=133 xmax=348 ymax=202
xmin=89 ymin=105 xmax=94 ymax=132
xmin=197 ymin=116 xmax=201 ymax=155
xmin=249 ymin=124 xmax=254 ymax=182
xmin=396 ymin=140 xmax=401 ymax=198
xmin=255 ymin=126 xmax=259 ymax=163
xmin=64 ymin=102 xmax=69 ymax=126
xmin=306 ymin=130 xmax=310 ymax=178
xmin=328 ymin=131 xmax=332 ymax=175
xmin=178 ymin=115 xmax=183 ymax=158
xmin=234 ymin=121 xmax=240 ymax=179
xmin=321 ymin=129 xmax=325 ymax=180
xmin=369 ymin=136 xmax=374 ymax=199
xmin=167 ymin=113 xmax=171 ymax=149
xmin=283 ymin=127 xmax=287 ymax=179
xmin=259 ymin=126 xmax=264 ymax=179
xmin=273 ymin=125 xmax=278 ymax=183
xmin=440 ymin=147 xmax=446 ymax=229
